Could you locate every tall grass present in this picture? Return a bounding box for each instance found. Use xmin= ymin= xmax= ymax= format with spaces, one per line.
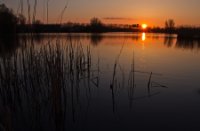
xmin=128 ymin=49 xmax=135 ymax=109
xmin=32 ymin=0 xmax=37 ymax=23
xmin=0 ymin=38 xmax=100 ymax=130
xmin=46 ymin=0 xmax=50 ymax=24
xmin=110 ymin=42 xmax=125 ymax=113
xmin=26 ymin=0 xmax=31 ymax=24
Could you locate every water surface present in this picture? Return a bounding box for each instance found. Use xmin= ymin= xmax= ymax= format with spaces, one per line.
xmin=0 ymin=33 xmax=200 ymax=130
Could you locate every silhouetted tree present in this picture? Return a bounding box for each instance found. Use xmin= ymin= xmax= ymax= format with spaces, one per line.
xmin=0 ymin=5 xmax=19 ymax=55
xmin=90 ymin=17 xmax=102 ymax=27
xmin=165 ymin=19 xmax=175 ymax=33
xmin=90 ymin=17 xmax=103 ymax=32
xmin=0 ymin=4 xmax=17 ymax=36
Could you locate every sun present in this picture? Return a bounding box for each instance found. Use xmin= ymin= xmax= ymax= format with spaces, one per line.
xmin=141 ymin=24 xmax=148 ymax=29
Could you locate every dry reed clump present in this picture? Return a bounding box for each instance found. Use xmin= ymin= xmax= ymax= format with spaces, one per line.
xmin=0 ymin=38 xmax=100 ymax=130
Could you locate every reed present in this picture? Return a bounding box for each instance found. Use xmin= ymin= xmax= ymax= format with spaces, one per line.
xmin=46 ymin=0 xmax=50 ymax=24
xmin=128 ymin=49 xmax=135 ymax=109
xmin=110 ymin=42 xmax=125 ymax=113
xmin=0 ymin=38 xmax=100 ymax=130
xmin=32 ymin=0 xmax=37 ymax=23
xmin=26 ymin=0 xmax=31 ymax=24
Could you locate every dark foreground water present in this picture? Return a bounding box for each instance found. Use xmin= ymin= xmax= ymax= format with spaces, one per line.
xmin=0 ymin=33 xmax=200 ymax=131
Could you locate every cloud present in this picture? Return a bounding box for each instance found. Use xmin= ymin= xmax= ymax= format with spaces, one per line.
xmin=103 ymin=17 xmax=134 ymax=21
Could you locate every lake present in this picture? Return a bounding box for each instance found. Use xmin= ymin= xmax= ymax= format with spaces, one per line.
xmin=0 ymin=33 xmax=200 ymax=131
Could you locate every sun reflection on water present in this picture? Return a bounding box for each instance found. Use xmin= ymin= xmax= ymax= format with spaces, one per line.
xmin=142 ymin=32 xmax=146 ymax=41
xmin=141 ymin=33 xmax=146 ymax=50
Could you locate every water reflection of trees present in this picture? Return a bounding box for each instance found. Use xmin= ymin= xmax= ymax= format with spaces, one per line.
xmin=164 ymin=35 xmax=176 ymax=47
xmin=176 ymin=38 xmax=200 ymax=50
xmin=15 ymin=33 xmax=145 ymax=47
xmin=0 ymin=35 xmax=19 ymax=57
xmin=0 ymin=34 xmax=47 ymax=57
xmin=90 ymin=33 xmax=103 ymax=46
xmin=164 ymin=35 xmax=200 ymax=50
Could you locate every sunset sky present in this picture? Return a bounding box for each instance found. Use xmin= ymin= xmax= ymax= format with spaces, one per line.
xmin=2 ymin=0 xmax=200 ymax=27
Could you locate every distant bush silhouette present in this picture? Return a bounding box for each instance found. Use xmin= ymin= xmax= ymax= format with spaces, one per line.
xmin=177 ymin=26 xmax=200 ymax=38
xmin=0 ymin=4 xmax=18 ymax=36
xmin=32 ymin=19 xmax=43 ymax=33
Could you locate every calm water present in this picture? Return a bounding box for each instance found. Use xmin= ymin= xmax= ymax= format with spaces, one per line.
xmin=0 ymin=33 xmax=200 ymax=130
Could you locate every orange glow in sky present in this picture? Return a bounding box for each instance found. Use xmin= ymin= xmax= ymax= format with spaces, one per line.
xmin=3 ymin=0 xmax=200 ymax=27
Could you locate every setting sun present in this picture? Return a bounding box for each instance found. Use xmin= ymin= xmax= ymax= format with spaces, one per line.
xmin=142 ymin=24 xmax=148 ymax=29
